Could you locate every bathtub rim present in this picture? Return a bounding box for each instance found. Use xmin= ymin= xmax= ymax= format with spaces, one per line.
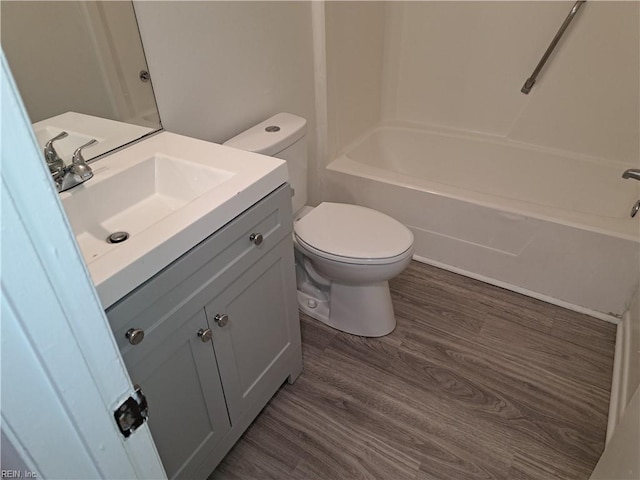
xmin=359 ymin=120 xmax=638 ymax=170
xmin=328 ymin=126 xmax=640 ymax=243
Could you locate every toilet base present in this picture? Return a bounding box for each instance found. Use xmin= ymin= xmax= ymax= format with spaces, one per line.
xmin=297 ymin=281 xmax=396 ymax=337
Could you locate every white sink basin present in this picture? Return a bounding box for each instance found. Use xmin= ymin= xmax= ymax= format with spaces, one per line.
xmin=60 ymin=131 xmax=288 ymax=308
xmin=63 ymin=154 xmax=235 ymax=262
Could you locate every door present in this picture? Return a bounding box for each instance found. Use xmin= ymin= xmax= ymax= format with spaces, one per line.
xmin=206 ymin=239 xmax=299 ymax=425
xmin=122 ymin=308 xmax=231 ymax=479
xmin=1 ymin=53 xmax=165 ymax=478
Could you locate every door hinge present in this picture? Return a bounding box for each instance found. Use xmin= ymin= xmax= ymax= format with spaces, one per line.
xmin=114 ymin=385 xmax=148 ymax=438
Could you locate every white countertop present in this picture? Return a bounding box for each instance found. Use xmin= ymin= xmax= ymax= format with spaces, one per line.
xmin=59 ymin=131 xmax=288 ymax=308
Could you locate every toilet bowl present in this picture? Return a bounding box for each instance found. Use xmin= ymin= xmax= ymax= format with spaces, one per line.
xmin=293 ymin=202 xmax=414 ymax=337
xmin=223 ymin=113 xmax=414 ymax=337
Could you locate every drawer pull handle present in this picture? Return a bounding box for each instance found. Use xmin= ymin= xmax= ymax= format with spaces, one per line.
xmin=126 ymin=328 xmax=145 ymax=346
xmin=197 ymin=328 xmax=213 ymax=343
xmin=249 ymin=233 xmax=263 ymax=246
xmin=214 ymin=313 xmax=229 ymax=327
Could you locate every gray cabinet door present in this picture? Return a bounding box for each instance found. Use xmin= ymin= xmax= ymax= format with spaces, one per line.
xmin=206 ymin=238 xmax=300 ymax=426
xmin=122 ymin=308 xmax=231 ymax=479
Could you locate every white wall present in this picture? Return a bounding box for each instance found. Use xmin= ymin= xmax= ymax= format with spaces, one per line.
xmin=324 ymin=2 xmax=639 ymax=166
xmin=325 ymin=2 xmax=386 ymax=159
xmin=1 ymin=1 xmax=117 ymax=122
xmin=134 ymin=1 xmax=318 ymax=202
xmin=381 ymin=1 xmax=639 ymax=165
xmin=1 ymin=1 xmax=157 ymax=128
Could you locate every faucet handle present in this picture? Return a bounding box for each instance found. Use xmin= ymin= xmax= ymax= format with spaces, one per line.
xmin=46 ymin=130 xmax=69 ymax=144
xmin=72 ymin=139 xmax=97 ymax=165
xmin=70 ymin=139 xmax=97 ymax=182
xmin=44 ymin=131 xmax=68 ymax=169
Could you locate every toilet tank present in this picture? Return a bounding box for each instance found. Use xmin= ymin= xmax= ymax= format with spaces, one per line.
xmin=223 ymin=113 xmax=307 ymax=214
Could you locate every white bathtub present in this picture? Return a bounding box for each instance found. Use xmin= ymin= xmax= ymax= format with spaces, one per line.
xmin=324 ymin=124 xmax=640 ymax=319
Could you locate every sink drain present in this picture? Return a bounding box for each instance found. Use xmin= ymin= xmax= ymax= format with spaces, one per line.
xmin=107 ymin=231 xmax=130 ymax=244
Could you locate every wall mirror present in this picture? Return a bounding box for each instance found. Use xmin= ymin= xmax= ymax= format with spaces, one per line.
xmin=1 ymin=0 xmax=162 ymax=162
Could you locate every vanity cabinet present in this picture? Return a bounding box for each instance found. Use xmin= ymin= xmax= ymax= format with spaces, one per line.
xmin=118 ymin=308 xmax=231 ymax=478
xmin=106 ymin=184 xmax=302 ymax=479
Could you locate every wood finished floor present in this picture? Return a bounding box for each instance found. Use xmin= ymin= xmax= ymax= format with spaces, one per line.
xmin=211 ymin=261 xmax=616 ymax=480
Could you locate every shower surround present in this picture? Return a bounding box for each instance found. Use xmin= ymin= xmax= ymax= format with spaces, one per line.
xmin=320 ymin=1 xmax=640 ymax=319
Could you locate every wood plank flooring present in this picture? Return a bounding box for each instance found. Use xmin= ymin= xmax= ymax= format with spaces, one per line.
xmin=210 ymin=261 xmax=616 ymax=480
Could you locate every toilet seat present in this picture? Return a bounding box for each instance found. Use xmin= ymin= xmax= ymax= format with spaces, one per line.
xmin=293 ymin=202 xmax=414 ymax=264
xmin=295 ymin=236 xmax=413 ymax=265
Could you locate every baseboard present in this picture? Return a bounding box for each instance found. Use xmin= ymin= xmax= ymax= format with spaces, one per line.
xmin=411 ymin=255 xmax=621 ymax=325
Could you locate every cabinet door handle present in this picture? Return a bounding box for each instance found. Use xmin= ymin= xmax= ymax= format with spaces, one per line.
xmin=126 ymin=328 xmax=145 ymax=346
xmin=249 ymin=233 xmax=263 ymax=246
xmin=214 ymin=313 xmax=229 ymax=327
xmin=197 ymin=328 xmax=213 ymax=343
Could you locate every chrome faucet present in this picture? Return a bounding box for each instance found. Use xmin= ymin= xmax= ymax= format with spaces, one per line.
xmin=44 ymin=131 xmax=68 ymax=179
xmin=622 ymin=169 xmax=640 ymax=218
xmin=622 ymin=169 xmax=640 ymax=181
xmin=56 ymin=139 xmax=97 ymax=193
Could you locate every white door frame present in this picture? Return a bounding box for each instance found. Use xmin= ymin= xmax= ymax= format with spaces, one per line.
xmin=1 ymin=53 xmax=166 ymax=479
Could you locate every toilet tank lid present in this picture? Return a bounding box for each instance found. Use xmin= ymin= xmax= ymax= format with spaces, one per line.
xmin=294 ymin=203 xmax=414 ymax=260
xmin=223 ymin=112 xmax=306 ymax=156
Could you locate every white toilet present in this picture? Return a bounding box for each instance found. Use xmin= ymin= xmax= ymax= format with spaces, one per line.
xmin=224 ymin=113 xmax=414 ymax=337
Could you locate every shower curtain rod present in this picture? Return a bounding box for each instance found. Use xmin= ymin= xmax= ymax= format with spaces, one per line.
xmin=521 ymin=0 xmax=586 ymax=94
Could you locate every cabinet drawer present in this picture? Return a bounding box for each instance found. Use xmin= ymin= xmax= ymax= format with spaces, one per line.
xmin=107 ymin=184 xmax=292 ymax=352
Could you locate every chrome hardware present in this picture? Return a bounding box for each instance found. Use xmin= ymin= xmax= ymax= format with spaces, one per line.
xmin=107 ymin=231 xmax=130 ymax=244
xmin=265 ymin=125 xmax=281 ymax=133
xmin=521 ymin=1 xmax=586 ymax=94
xmin=249 ymin=233 xmax=264 ymax=246
xmin=57 ymin=139 xmax=97 ymax=192
xmin=622 ymin=169 xmax=640 ymax=181
xmin=139 ymin=70 xmax=151 ymax=82
xmin=631 ymin=201 xmax=640 ymax=218
xmin=214 ymin=314 xmax=229 ymax=327
xmin=126 ymin=328 xmax=145 ymax=346
xmin=44 ymin=131 xmax=68 ymax=177
xmin=198 ymin=328 xmax=213 ymax=342
xmin=72 ymin=138 xmax=97 ymax=167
